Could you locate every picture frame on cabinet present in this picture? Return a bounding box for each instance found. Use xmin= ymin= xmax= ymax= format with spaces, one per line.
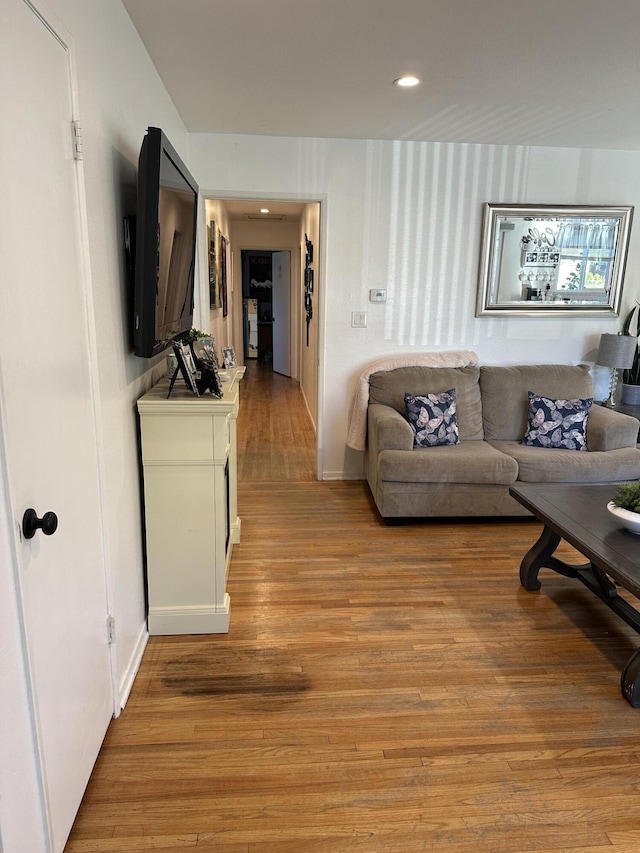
xmin=197 ymin=360 xmax=223 ymax=398
xmin=222 ymin=346 xmax=237 ymax=368
xmin=191 ymin=338 xmax=223 ymax=397
xmin=193 ymin=336 xmax=218 ymax=367
xmin=172 ymin=340 xmax=200 ymax=396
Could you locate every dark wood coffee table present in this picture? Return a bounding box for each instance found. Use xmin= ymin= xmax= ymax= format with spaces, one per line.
xmin=509 ymin=483 xmax=640 ymax=706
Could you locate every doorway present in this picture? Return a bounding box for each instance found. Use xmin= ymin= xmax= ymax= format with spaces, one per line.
xmin=241 ymin=249 xmax=291 ymax=376
xmin=203 ymin=196 xmax=322 ymax=477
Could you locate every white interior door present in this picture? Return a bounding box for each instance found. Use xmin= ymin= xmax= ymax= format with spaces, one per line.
xmin=0 ymin=3 xmax=113 ymax=851
xmin=272 ymin=251 xmax=291 ymax=376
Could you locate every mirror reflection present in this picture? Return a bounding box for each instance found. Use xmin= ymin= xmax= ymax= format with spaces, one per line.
xmin=476 ymin=204 xmax=633 ymax=317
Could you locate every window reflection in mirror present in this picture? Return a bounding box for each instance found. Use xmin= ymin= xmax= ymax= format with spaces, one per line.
xmin=476 ymin=204 xmax=633 ymax=317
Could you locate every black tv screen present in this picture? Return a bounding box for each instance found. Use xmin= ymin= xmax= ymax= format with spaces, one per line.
xmin=133 ymin=127 xmax=199 ymax=358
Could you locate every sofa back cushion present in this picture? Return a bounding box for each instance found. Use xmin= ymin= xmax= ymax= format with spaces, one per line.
xmin=369 ymin=366 xmax=483 ymax=441
xmin=480 ymin=364 xmax=593 ymax=441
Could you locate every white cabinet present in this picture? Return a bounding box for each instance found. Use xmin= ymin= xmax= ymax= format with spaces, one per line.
xmin=137 ymin=367 xmax=245 ymax=634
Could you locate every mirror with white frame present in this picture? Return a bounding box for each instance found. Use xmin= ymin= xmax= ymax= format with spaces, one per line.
xmin=476 ymin=203 xmax=633 ymax=317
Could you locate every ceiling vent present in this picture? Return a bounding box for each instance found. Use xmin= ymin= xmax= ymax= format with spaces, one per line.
xmin=245 ymin=213 xmax=287 ymax=221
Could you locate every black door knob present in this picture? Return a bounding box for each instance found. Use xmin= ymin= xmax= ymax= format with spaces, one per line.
xmin=22 ymin=508 xmax=58 ymax=540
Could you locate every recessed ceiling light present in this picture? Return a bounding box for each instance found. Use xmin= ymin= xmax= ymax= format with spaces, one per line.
xmin=394 ymin=75 xmax=421 ymax=88
xmin=260 ymin=208 xmax=270 ymax=214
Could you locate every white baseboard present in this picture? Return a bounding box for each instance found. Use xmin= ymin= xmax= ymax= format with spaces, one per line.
xmin=148 ymin=597 xmax=231 ymax=635
xmin=322 ymin=471 xmax=366 ymax=480
xmin=231 ymin=515 xmax=241 ymax=544
xmin=117 ymin=622 xmax=148 ymax=714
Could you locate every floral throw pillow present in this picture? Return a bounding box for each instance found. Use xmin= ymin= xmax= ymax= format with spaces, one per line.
xmin=404 ymin=389 xmax=459 ymax=448
xmin=521 ymin=392 xmax=593 ymax=451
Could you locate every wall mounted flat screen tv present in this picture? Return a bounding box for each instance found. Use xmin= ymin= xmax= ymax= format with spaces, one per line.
xmin=133 ymin=127 xmax=199 ymax=358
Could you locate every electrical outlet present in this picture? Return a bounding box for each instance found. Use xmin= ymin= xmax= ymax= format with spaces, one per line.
xmin=351 ymin=312 xmax=368 ymax=328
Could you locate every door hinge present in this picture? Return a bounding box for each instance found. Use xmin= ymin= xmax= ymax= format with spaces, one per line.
xmin=72 ymin=120 xmax=83 ymax=160
xmin=107 ymin=615 xmax=116 ymax=645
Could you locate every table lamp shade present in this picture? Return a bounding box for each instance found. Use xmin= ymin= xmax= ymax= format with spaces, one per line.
xmin=597 ymin=333 xmax=636 ymax=369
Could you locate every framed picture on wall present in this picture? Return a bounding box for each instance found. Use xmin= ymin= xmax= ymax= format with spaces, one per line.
xmin=304 ymin=234 xmax=314 ymax=345
xmin=305 ymin=267 xmax=314 ymax=293
xmin=221 ymin=234 xmax=229 ymax=317
xmin=209 ymin=220 xmax=222 ymax=309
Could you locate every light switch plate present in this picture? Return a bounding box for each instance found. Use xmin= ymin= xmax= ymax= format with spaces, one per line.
xmin=351 ymin=312 xmax=368 ymax=328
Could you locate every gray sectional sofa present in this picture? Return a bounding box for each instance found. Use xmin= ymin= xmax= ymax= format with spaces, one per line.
xmin=364 ymin=363 xmax=640 ymax=519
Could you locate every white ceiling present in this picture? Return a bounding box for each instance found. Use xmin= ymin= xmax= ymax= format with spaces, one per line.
xmin=220 ymin=199 xmax=307 ymax=221
xmin=123 ymin=0 xmax=640 ymax=151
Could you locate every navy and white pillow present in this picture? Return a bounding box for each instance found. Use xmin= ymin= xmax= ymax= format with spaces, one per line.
xmin=521 ymin=392 xmax=592 ymax=451
xmin=404 ymin=389 xmax=459 ymax=448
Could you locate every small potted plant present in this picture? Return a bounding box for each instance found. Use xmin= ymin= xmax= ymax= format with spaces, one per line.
xmin=612 ymin=482 xmax=640 ymax=513
xmin=621 ymin=303 xmax=640 ymax=405
xmin=176 ymin=327 xmax=209 ymax=346
xmin=608 ymin=481 xmax=640 ymax=534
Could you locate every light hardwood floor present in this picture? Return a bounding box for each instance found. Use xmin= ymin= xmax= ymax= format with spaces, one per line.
xmin=236 ymin=362 xmax=316 ymax=481
xmin=66 ymin=364 xmax=640 ymax=852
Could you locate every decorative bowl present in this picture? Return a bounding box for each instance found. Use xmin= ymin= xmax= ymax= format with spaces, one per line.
xmin=607 ymin=501 xmax=640 ymax=535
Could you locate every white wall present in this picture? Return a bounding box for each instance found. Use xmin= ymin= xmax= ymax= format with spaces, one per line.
xmin=190 ymin=135 xmax=640 ymax=478
xmin=202 ymin=200 xmax=233 ymax=353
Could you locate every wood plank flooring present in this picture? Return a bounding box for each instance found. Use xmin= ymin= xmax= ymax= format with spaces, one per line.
xmin=236 ymin=362 xmax=316 ymax=481
xmin=66 ymin=365 xmax=640 ymax=852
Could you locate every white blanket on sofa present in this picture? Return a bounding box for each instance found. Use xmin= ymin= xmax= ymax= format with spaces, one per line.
xmin=346 ymin=350 xmax=480 ymax=451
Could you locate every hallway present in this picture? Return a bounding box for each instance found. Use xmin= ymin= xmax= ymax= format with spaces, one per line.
xmin=237 ymin=360 xmax=316 ymax=482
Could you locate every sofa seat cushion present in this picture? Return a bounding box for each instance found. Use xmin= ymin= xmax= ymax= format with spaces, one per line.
xmin=369 ymin=365 xmax=483 ymax=440
xmin=377 ymin=440 xmax=518 ymax=485
xmin=490 ymin=440 xmax=640 ymax=483
xmin=480 ymin=364 xmax=593 ymax=441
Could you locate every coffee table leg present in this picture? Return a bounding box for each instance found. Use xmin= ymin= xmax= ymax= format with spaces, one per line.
xmin=520 ymin=525 xmax=561 ymax=591
xmin=621 ymin=651 xmax=640 ymax=707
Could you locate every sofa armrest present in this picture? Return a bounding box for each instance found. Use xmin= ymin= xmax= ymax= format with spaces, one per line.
xmin=367 ymin=403 xmax=414 ymax=452
xmin=587 ymin=404 xmax=639 ymax=451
